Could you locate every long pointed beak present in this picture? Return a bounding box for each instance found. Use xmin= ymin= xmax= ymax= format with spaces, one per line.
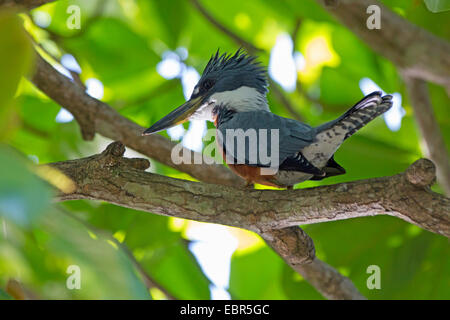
xmin=142 ymin=96 xmax=204 ymax=135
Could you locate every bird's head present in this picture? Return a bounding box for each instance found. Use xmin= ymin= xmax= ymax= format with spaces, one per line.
xmin=143 ymin=49 xmax=268 ymax=135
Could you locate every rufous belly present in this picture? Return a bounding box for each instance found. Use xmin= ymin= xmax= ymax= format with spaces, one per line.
xmin=227 ymin=163 xmax=280 ymax=187
xmin=213 ymin=123 xmax=290 ymax=188
xmin=213 ymin=128 xmax=279 ymax=187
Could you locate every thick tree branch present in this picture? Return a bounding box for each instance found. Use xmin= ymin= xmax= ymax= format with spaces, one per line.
xmin=402 ymin=75 xmax=450 ymax=196
xmin=50 ymin=142 xmax=450 ymax=238
xmin=317 ymin=0 xmax=450 ymax=89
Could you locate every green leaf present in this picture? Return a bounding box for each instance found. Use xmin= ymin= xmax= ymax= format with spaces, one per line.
xmin=44 ymin=210 xmax=151 ymax=299
xmin=0 ymin=208 xmax=151 ymax=299
xmin=150 ymin=0 xmax=189 ymax=48
xmin=19 ymin=95 xmax=61 ymax=133
xmin=319 ymin=67 xmax=362 ymax=106
xmin=229 ymin=246 xmax=287 ymax=299
xmin=0 ymin=12 xmax=33 ymax=107
xmin=63 ymin=17 xmax=159 ymax=86
xmin=0 ymin=288 xmax=13 ymax=300
xmin=0 ymin=145 xmax=52 ymax=228
xmin=141 ymin=240 xmax=211 ymax=299
xmin=0 ymin=11 xmax=33 ymax=139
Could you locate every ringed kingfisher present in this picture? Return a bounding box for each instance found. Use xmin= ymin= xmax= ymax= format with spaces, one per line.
xmin=143 ymin=49 xmax=393 ymax=188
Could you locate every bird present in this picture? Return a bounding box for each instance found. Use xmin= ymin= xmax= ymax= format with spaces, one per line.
xmin=143 ymin=49 xmax=393 ymax=189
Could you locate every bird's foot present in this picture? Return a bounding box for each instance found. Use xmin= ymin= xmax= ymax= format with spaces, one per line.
xmin=244 ymin=181 xmax=254 ymax=189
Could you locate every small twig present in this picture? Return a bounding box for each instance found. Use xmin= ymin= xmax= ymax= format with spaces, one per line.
xmin=5 ymin=279 xmax=39 ymax=300
xmin=22 ymin=122 xmax=51 ymax=138
xmin=189 ymin=0 xmax=261 ymax=53
xmin=291 ymin=17 xmax=302 ymax=52
xmin=113 ymin=79 xmax=179 ymax=111
xmin=268 ymin=79 xmax=304 ymax=121
xmin=119 ymin=244 xmax=177 ymax=300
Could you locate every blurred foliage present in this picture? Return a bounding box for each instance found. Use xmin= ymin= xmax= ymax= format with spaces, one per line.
xmin=0 ymin=0 xmax=449 ymax=299
xmin=423 ymin=0 xmax=450 ymax=13
xmin=0 ymin=10 xmax=33 ymax=141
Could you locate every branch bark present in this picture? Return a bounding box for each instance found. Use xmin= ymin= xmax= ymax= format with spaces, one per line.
xmin=50 ymin=142 xmax=450 ymax=238
xmin=402 ymin=76 xmax=450 ymax=196
xmin=317 ymin=0 xmax=450 ymax=90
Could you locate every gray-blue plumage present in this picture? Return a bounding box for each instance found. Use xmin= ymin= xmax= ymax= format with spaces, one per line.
xmin=216 ymin=110 xmax=316 ymax=168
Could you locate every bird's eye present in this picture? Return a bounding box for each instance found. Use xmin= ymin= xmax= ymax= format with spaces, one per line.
xmin=202 ymin=79 xmax=215 ymax=90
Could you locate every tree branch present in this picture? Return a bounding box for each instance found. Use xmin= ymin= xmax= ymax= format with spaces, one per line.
xmin=317 ymin=0 xmax=450 ymax=90
xmin=49 ymin=142 xmax=449 ymax=238
xmin=402 ymin=75 xmax=450 ymax=196
xmin=0 ymin=0 xmax=55 ymax=10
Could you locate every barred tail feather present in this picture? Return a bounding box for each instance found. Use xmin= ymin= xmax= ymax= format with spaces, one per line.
xmin=317 ymin=91 xmax=393 ymax=140
xmin=301 ymin=92 xmax=393 ymax=168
